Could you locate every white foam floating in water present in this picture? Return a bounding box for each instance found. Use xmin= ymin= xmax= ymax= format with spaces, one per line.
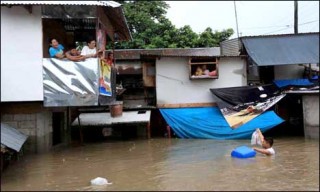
xmin=90 ymin=177 xmax=113 ymax=185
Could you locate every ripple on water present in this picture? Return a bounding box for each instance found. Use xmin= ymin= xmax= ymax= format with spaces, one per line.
xmin=1 ymin=138 xmax=319 ymax=191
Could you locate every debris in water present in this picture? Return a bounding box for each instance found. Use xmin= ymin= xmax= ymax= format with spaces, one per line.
xmin=90 ymin=177 xmax=112 ymax=185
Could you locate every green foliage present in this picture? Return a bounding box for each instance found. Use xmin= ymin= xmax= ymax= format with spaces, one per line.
xmin=197 ymin=28 xmax=234 ymax=47
xmin=113 ymin=1 xmax=234 ymax=49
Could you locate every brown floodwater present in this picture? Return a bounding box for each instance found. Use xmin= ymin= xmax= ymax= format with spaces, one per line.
xmin=1 ymin=137 xmax=319 ymax=191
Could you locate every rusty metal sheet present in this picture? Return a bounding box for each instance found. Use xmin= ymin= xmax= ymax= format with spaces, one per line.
xmin=114 ymin=48 xmax=221 ymax=60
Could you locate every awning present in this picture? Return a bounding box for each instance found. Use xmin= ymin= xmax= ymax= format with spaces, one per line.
xmin=241 ymin=33 xmax=319 ymax=66
xmin=72 ymin=110 xmax=151 ymax=126
xmin=1 ymin=123 xmax=28 ymax=152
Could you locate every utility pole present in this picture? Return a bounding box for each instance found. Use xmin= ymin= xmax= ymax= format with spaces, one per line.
xmin=233 ymin=1 xmax=240 ymax=50
xmin=294 ymin=0 xmax=298 ymax=34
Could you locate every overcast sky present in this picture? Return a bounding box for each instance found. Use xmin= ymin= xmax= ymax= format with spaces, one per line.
xmin=165 ymin=1 xmax=319 ymax=39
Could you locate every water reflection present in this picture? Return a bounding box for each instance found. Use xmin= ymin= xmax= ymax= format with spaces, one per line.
xmin=1 ymin=137 xmax=319 ymax=191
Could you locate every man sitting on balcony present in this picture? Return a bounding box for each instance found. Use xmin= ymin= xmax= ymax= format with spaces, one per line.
xmin=65 ymin=47 xmax=86 ymax=62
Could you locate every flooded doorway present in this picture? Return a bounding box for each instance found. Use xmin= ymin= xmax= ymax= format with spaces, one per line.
xmin=259 ymin=66 xmax=275 ymax=84
xmin=268 ymin=94 xmax=304 ymax=137
xmin=52 ymin=112 xmax=65 ymax=146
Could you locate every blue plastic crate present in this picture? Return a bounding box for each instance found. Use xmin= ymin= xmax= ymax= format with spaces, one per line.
xmin=231 ymin=145 xmax=256 ymax=158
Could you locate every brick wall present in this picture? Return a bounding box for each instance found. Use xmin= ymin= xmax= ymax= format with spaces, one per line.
xmin=1 ymin=102 xmax=53 ymax=154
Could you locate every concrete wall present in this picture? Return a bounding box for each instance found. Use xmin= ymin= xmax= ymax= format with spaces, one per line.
xmin=1 ymin=6 xmax=43 ymax=102
xmin=274 ymin=64 xmax=305 ymax=80
xmin=302 ymin=94 xmax=319 ymax=139
xmin=1 ymin=103 xmax=54 ymax=154
xmin=156 ymin=57 xmax=246 ymax=105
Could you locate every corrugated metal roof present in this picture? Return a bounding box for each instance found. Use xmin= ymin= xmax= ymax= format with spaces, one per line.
xmin=114 ymin=48 xmax=220 ymax=60
xmin=0 ymin=1 xmax=121 ymax=7
xmin=1 ymin=1 xmax=132 ymax=41
xmin=241 ymin=33 xmax=319 ymax=66
xmin=220 ymin=38 xmax=241 ymax=56
xmin=1 ymin=123 xmax=28 ymax=152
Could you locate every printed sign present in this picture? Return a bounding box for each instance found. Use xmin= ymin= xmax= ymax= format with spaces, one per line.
xmin=99 ymin=59 xmax=112 ymax=96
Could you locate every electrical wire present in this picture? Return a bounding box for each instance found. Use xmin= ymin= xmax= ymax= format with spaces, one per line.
xmin=239 ymin=1 xmax=318 ymax=32
xmin=262 ymin=19 xmax=318 ymax=35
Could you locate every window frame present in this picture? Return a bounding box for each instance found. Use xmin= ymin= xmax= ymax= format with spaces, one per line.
xmin=189 ymin=57 xmax=219 ymax=79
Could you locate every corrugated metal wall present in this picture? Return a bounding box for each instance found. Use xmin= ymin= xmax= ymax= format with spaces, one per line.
xmin=220 ymin=38 xmax=241 ymax=56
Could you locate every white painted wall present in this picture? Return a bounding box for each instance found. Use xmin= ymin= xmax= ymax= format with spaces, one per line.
xmin=1 ymin=6 xmax=43 ymax=102
xmin=156 ymin=57 xmax=246 ymax=105
xmin=274 ymin=64 xmax=305 ymax=80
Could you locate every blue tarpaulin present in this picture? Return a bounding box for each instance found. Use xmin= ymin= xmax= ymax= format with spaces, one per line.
xmin=273 ymin=79 xmax=314 ymax=88
xmin=160 ymin=107 xmax=284 ymax=139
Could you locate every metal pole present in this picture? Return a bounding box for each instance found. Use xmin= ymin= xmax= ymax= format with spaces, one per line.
xmin=308 ymin=63 xmax=312 ymax=79
xmin=234 ymin=1 xmax=240 ymax=49
xmin=294 ymin=0 xmax=298 ymax=34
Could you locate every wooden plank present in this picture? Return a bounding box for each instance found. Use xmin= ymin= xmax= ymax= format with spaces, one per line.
xmin=142 ymin=61 xmax=156 ymax=87
xmin=97 ymin=7 xmax=114 ymax=40
xmin=147 ymin=122 xmax=151 ymax=139
xmin=190 ymin=62 xmax=217 ymax=64
xmin=157 ymin=102 xmax=217 ymax=108
xmin=0 ymin=102 xmax=49 ymax=114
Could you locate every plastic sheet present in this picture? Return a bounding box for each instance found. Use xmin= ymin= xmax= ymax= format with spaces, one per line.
xmin=251 ymin=130 xmax=262 ymax=145
xmin=160 ymin=107 xmax=284 ymax=139
xmin=210 ymin=85 xmax=285 ymax=128
xmin=43 ymin=58 xmax=99 ymax=106
xmin=273 ymin=78 xmax=314 ymax=88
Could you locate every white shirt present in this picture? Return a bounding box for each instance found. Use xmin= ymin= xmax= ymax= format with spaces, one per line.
xmin=266 ymin=147 xmax=275 ymax=155
xmin=81 ymin=46 xmax=96 ymax=56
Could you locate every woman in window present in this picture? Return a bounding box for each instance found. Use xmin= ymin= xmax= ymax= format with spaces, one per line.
xmin=49 ymin=38 xmax=65 ymax=58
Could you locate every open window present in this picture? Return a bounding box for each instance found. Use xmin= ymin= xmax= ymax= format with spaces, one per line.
xmin=42 ymin=18 xmax=98 ymax=58
xmin=41 ymin=5 xmax=117 ymax=107
xmin=189 ymin=57 xmax=219 ymax=79
xmin=41 ymin=5 xmax=115 ymax=58
xmin=115 ymin=58 xmax=157 ymax=108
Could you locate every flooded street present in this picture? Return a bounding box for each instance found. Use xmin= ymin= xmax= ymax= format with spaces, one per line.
xmin=1 ymin=137 xmax=319 ymax=191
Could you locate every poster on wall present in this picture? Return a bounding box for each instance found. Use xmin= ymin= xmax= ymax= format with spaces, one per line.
xmin=99 ymin=58 xmax=112 ymax=96
xmin=96 ymin=28 xmax=112 ymax=96
xmin=210 ymin=85 xmax=286 ymax=128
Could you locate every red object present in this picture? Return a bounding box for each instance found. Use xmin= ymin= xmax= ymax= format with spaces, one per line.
xmin=209 ymin=70 xmax=217 ymax=76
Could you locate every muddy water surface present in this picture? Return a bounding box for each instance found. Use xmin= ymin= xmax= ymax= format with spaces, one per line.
xmin=1 ymin=137 xmax=319 ymax=191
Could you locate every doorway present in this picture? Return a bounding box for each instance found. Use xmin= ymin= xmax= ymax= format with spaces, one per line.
xmin=52 ymin=112 xmax=65 ymax=146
